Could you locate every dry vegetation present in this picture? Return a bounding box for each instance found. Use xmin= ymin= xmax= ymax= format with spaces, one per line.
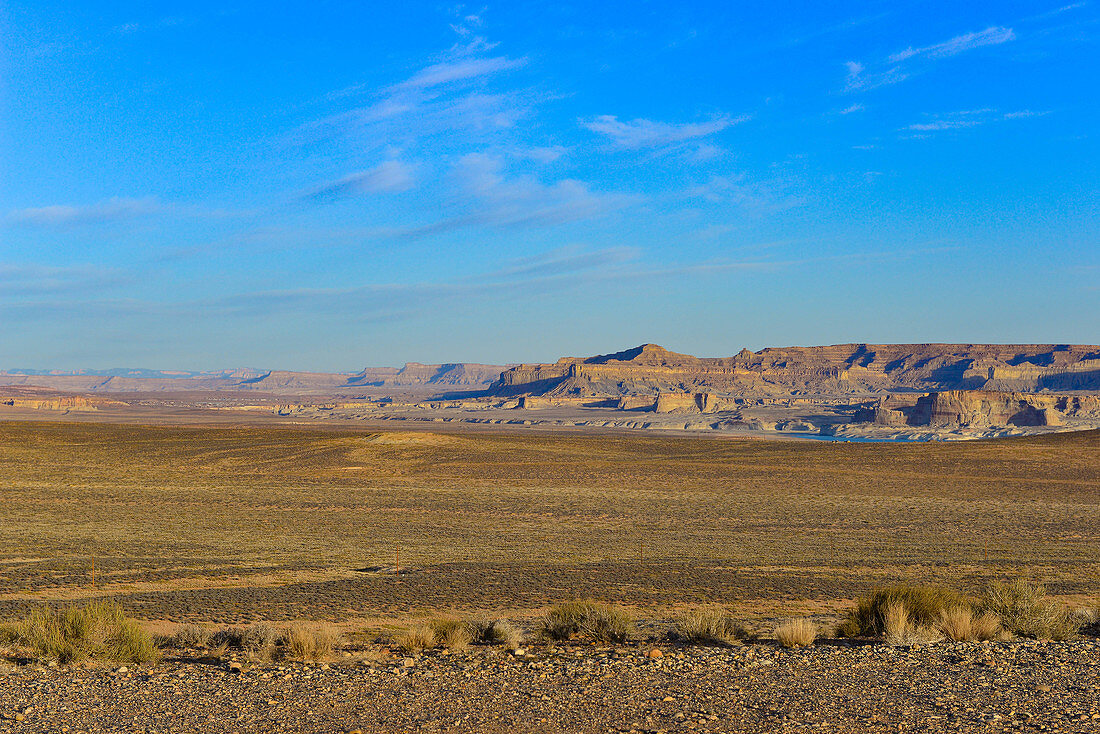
xmin=671 ymin=606 xmax=747 ymax=645
xmin=774 ymin=618 xmax=817 ymax=648
xmin=0 ymin=421 xmax=1096 ymax=623
xmin=0 ymin=601 xmax=157 ymax=664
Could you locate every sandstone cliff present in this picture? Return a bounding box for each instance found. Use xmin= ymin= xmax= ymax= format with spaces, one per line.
xmin=855 ymin=391 xmax=1100 ymax=428
xmin=489 ymin=343 xmax=1100 ymax=399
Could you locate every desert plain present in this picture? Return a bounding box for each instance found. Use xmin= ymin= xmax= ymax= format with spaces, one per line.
xmin=1 ymin=344 xmax=1099 ymax=732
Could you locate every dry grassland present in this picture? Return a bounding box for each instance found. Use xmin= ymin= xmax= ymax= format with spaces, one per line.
xmin=0 ymin=421 xmax=1096 ymax=622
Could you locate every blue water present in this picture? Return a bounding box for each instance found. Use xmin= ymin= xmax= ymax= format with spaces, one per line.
xmin=786 ymin=432 xmax=928 ymax=443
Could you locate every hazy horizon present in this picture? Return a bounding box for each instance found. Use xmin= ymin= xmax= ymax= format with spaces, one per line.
xmin=3 ymin=2 xmax=1098 ymax=371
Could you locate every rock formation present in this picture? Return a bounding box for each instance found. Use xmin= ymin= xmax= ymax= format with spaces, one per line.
xmin=489 ymin=343 xmax=1100 ymax=399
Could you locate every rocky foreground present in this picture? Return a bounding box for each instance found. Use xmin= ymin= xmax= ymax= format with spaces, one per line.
xmin=2 ymin=639 xmax=1099 ymax=733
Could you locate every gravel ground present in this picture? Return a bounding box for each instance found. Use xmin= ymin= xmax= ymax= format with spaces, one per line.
xmin=2 ymin=639 xmax=1099 ymax=733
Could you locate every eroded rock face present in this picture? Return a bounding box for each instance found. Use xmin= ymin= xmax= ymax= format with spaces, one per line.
xmin=489 ymin=343 xmax=1100 ymax=399
xmin=908 ymin=391 xmax=1066 ymax=428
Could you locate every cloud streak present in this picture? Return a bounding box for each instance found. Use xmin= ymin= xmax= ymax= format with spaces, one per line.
xmin=846 ymin=26 xmax=1016 ymax=91
xmin=903 ymin=108 xmax=1051 ymax=134
xmin=299 ymin=160 xmax=416 ymax=203
xmin=581 ymin=115 xmax=747 ymax=149
xmin=8 ymin=197 xmax=163 ymax=226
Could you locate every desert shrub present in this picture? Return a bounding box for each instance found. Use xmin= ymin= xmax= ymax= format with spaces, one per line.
xmin=6 ymin=601 xmax=158 ymax=664
xmin=282 ymin=623 xmax=341 ymax=661
xmin=242 ymin=622 xmax=281 ymax=652
xmin=430 ymin=618 xmax=473 ymax=652
xmin=472 ymin=618 xmax=523 ymax=650
xmin=541 ymin=601 xmax=634 ymax=643
xmin=672 ymin=607 xmax=747 ymax=646
xmin=396 ymin=623 xmax=437 ymax=654
xmin=981 ymin=580 xmax=1078 ymax=641
xmin=938 ymin=606 xmax=1001 ymax=642
xmin=775 ymin=618 xmax=817 ymax=648
xmin=838 ymin=585 xmax=972 ymax=638
xmin=883 ymin=600 xmax=942 ymax=646
xmin=165 ymin=624 xmax=211 ymax=649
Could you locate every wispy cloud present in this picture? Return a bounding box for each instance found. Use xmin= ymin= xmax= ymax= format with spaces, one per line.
xmin=369 ymin=154 xmax=635 ymax=239
xmin=581 ymin=115 xmax=747 ymax=149
xmin=299 ymin=160 xmax=416 ymax=203
xmin=888 ymin=26 xmax=1016 ymax=63
xmin=838 ymin=104 xmax=865 ymax=115
xmin=0 ymin=264 xmax=130 ymax=296
xmin=846 ymin=26 xmax=1016 ymax=91
xmin=396 ymin=55 xmax=527 ymax=90
xmin=903 ymin=108 xmax=1051 ymax=134
xmin=8 ymin=197 xmax=163 ymax=226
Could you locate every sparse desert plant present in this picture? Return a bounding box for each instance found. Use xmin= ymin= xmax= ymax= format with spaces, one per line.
xmin=166 ymin=623 xmax=212 ymax=649
xmin=882 ymin=600 xmax=942 ymax=646
xmin=5 ymin=601 xmax=158 ymax=664
xmin=282 ymin=623 xmax=341 ymax=661
xmin=672 ymin=607 xmax=747 ymax=646
xmin=938 ymin=606 xmax=1001 ymax=642
xmin=396 ymin=623 xmax=437 ymax=654
xmin=242 ymin=622 xmax=281 ymax=653
xmin=476 ymin=619 xmax=523 ymax=650
xmin=430 ymin=617 xmax=473 ymax=652
xmin=541 ymin=601 xmax=634 ymax=643
xmin=774 ymin=618 xmax=817 ymax=648
xmin=838 ymin=584 xmax=973 ymax=638
xmin=981 ymin=579 xmax=1078 ymax=641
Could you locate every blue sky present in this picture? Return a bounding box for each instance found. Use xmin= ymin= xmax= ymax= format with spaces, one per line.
xmin=1 ymin=1 xmax=1097 ymax=370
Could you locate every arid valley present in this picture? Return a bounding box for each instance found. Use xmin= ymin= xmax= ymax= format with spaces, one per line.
xmin=5 ymin=2 xmax=1100 ymax=730
xmin=2 ymin=343 xmax=1099 ymax=732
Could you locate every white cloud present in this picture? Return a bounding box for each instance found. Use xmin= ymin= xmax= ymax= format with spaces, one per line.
xmin=9 ymin=197 xmax=163 ymax=226
xmin=839 ymin=103 xmax=865 ymax=115
xmin=846 ymin=26 xmax=1015 ymax=91
xmin=581 ymin=115 xmax=747 ymax=149
xmin=301 ymin=160 xmax=416 ymax=202
xmin=903 ymin=108 xmax=1051 ymax=134
xmin=396 ymin=55 xmax=527 ymax=90
xmin=889 ymin=26 xmax=1016 ymax=63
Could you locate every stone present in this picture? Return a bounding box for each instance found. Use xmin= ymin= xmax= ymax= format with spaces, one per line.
xmin=646 ymin=648 xmax=664 ymax=659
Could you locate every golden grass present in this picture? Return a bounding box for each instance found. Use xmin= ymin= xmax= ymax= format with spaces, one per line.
xmin=838 ymin=585 xmax=974 ymax=638
xmin=5 ymin=601 xmax=158 ymax=664
xmin=982 ymin=579 xmax=1080 ymax=641
xmin=672 ymin=607 xmax=747 ymax=646
xmin=938 ymin=607 xmax=1001 ymax=642
xmin=774 ymin=618 xmax=816 ymax=648
xmin=282 ymin=623 xmax=341 ymax=661
xmin=396 ymin=623 xmax=437 ymax=654
xmin=541 ymin=601 xmax=634 ymax=643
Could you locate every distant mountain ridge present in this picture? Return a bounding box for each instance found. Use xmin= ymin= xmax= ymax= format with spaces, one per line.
xmin=489 ymin=343 xmax=1100 ymax=397
xmin=0 ymin=362 xmax=510 ymax=394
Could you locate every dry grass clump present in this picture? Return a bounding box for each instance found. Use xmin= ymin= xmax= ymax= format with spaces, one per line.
xmin=883 ymin=600 xmax=943 ymax=646
xmin=471 ymin=618 xmax=523 ymax=650
xmin=541 ymin=601 xmax=634 ymax=643
xmin=396 ymin=623 xmax=437 ymax=654
xmin=837 ymin=585 xmax=972 ymax=638
xmin=774 ymin=618 xmax=817 ymax=648
xmin=981 ymin=579 xmax=1079 ymax=641
xmin=672 ymin=607 xmax=747 ymax=646
xmin=396 ymin=616 xmax=524 ymax=653
xmin=430 ymin=618 xmax=474 ymax=652
xmin=5 ymin=601 xmax=158 ymax=664
xmin=938 ymin=606 xmax=1002 ymax=642
xmin=163 ymin=623 xmax=212 ymax=649
xmin=282 ymin=623 xmax=341 ymax=661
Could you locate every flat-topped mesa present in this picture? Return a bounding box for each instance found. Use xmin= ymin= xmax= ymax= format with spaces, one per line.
xmin=489 ymin=343 xmax=1100 ymax=399
xmin=856 ymin=390 xmax=1100 ymax=428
